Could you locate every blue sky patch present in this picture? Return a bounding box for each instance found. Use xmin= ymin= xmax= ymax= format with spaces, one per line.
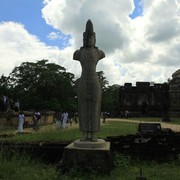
xmin=129 ymin=0 xmax=144 ymax=19
xmin=0 ymin=0 xmax=143 ymax=49
xmin=0 ymin=0 xmax=71 ymax=49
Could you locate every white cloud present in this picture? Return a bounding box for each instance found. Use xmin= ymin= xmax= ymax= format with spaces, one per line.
xmin=41 ymin=0 xmax=180 ymax=85
xmin=47 ymin=32 xmax=59 ymax=40
xmin=0 ymin=0 xmax=179 ymax=86
xmin=0 ymin=21 xmax=78 ymax=77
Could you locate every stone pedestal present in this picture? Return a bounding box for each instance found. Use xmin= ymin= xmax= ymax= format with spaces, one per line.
xmin=60 ymin=139 xmax=113 ymax=173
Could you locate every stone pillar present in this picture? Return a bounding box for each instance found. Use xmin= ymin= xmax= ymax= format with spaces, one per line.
xmin=60 ymin=20 xmax=112 ymax=173
xmin=73 ymin=19 xmax=105 ymax=141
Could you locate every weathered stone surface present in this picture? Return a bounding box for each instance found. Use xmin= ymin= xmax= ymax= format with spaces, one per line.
xmin=119 ymin=82 xmax=169 ymax=117
xmin=60 ymin=141 xmax=112 ymax=173
xmin=118 ymin=69 xmax=180 ymax=118
xmin=172 ymin=69 xmax=180 ymax=79
xmin=59 ymin=20 xmax=113 ymax=173
xmin=73 ymin=19 xmax=105 ymax=141
xmin=169 ymin=69 xmax=180 ymax=115
xmin=0 ymin=111 xmax=55 ymax=127
xmin=59 ymin=20 xmax=112 ymax=173
xmin=74 ymin=139 xmax=106 ymax=148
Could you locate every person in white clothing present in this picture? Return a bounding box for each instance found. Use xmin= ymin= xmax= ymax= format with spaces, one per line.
xmin=18 ymin=111 xmax=25 ymax=133
xmin=62 ymin=111 xmax=68 ymax=128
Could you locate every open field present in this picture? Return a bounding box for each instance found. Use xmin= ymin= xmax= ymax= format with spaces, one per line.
xmin=0 ymin=117 xmax=180 ymax=142
xmin=106 ymin=118 xmax=180 ymax=132
xmin=0 ymin=119 xmax=180 ymax=179
xmin=0 ymin=120 xmax=138 ymax=142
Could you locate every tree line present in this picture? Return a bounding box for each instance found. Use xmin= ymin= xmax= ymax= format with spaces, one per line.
xmin=0 ymin=59 xmax=120 ymax=114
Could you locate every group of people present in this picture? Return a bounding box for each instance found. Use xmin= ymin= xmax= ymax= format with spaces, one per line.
xmin=17 ymin=111 xmax=41 ymax=133
xmin=17 ymin=110 xmax=79 ymax=133
xmin=56 ymin=111 xmax=78 ymax=128
xmin=119 ymin=110 xmax=129 ymax=118
xmin=0 ymin=95 xmax=20 ymax=112
xmin=56 ymin=111 xmax=69 ymax=128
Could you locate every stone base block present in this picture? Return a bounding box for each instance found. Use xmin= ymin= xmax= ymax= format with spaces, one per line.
xmin=60 ymin=139 xmax=113 ymax=173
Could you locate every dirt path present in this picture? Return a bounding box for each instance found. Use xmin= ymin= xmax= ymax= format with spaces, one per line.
xmin=105 ymin=118 xmax=180 ymax=132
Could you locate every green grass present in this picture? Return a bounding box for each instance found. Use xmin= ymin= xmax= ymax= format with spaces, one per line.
xmin=0 ymin=152 xmax=58 ymax=180
xmin=0 ymin=120 xmax=180 ymax=179
xmin=0 ymin=126 xmax=16 ymax=134
xmin=9 ymin=127 xmax=81 ymax=142
xmin=0 ymin=121 xmax=139 ymax=142
xmin=170 ymin=117 xmax=180 ymax=124
xmin=109 ymin=154 xmax=180 ymax=180
xmin=0 ymin=117 xmax=180 ymax=142
xmin=98 ymin=121 xmax=138 ymax=138
xmin=0 ymin=152 xmax=179 ymax=180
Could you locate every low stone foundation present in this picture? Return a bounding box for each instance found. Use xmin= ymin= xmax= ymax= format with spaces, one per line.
xmin=60 ymin=139 xmax=113 ymax=173
xmin=0 ymin=111 xmax=55 ymax=127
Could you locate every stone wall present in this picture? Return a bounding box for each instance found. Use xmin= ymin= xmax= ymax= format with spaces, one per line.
xmin=119 ymin=69 xmax=180 ymax=117
xmin=119 ymin=82 xmax=169 ymax=117
xmin=0 ymin=111 xmax=55 ymax=127
xmin=169 ymin=69 xmax=180 ymax=116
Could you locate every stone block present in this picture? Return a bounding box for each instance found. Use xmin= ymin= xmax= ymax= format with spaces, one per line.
xmin=60 ymin=140 xmax=113 ymax=173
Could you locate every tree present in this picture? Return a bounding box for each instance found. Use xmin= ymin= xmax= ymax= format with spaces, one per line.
xmin=0 ymin=75 xmax=11 ymax=96
xmin=5 ymin=60 xmax=76 ymax=111
xmin=97 ymin=71 xmax=109 ymax=89
xmin=101 ymin=84 xmax=120 ymax=117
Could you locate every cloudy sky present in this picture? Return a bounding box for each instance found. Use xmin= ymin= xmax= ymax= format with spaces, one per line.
xmin=0 ymin=0 xmax=179 ymax=85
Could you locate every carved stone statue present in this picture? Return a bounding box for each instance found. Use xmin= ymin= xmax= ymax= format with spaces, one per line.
xmin=73 ymin=19 xmax=105 ymax=141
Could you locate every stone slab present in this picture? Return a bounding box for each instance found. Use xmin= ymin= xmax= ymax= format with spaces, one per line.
xmin=73 ymin=139 xmax=107 ymax=149
xmin=138 ymin=123 xmax=161 ymax=134
xmin=60 ymin=140 xmax=113 ymax=173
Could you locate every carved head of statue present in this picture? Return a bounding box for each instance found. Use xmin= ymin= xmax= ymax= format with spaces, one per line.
xmin=83 ymin=19 xmax=96 ymax=47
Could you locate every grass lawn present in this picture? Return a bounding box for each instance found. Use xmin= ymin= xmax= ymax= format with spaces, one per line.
xmin=0 ymin=120 xmax=139 ymax=142
xmin=0 ymin=120 xmax=179 ymax=179
xmin=0 ymin=150 xmax=179 ymax=180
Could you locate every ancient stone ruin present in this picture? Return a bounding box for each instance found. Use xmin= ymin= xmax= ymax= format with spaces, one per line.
xmin=119 ymin=69 xmax=180 ymax=118
xmin=73 ymin=19 xmax=105 ymax=141
xmin=60 ymin=19 xmax=112 ymax=172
